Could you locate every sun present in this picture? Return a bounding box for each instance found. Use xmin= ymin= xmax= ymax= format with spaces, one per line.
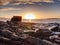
xmin=25 ymin=14 xmax=35 ymax=19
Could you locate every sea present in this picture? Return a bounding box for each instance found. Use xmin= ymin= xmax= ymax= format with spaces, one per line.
xmin=0 ymin=18 xmax=60 ymax=23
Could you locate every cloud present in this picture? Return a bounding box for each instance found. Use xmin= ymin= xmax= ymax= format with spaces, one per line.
xmin=0 ymin=0 xmax=10 ymax=5
xmin=43 ymin=0 xmax=53 ymax=3
xmin=0 ymin=0 xmax=53 ymax=6
xmin=0 ymin=8 xmax=22 ymax=11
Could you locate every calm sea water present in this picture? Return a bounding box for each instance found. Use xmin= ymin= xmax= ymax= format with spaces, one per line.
xmin=1 ymin=19 xmax=60 ymax=23
xmin=22 ymin=19 xmax=60 ymax=23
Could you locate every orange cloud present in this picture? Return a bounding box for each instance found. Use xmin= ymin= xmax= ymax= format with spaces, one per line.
xmin=0 ymin=0 xmax=10 ymax=5
xmin=43 ymin=0 xmax=53 ymax=3
xmin=0 ymin=8 xmax=22 ymax=11
xmin=0 ymin=0 xmax=53 ymax=5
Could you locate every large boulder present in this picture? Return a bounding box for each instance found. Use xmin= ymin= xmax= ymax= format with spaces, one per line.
xmin=11 ymin=16 xmax=22 ymax=22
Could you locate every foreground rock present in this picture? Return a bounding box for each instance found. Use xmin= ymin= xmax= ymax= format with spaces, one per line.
xmin=0 ymin=21 xmax=58 ymax=45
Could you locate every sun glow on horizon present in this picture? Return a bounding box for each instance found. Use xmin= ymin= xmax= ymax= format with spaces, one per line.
xmin=25 ymin=13 xmax=36 ymax=19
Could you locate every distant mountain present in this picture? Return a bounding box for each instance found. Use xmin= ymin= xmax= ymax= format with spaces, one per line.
xmin=0 ymin=17 xmax=10 ymax=21
xmin=38 ymin=18 xmax=60 ymax=20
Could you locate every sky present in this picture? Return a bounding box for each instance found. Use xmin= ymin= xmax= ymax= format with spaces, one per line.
xmin=0 ymin=0 xmax=60 ymax=19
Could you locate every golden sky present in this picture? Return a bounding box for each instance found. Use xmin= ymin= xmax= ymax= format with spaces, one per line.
xmin=0 ymin=0 xmax=60 ymax=19
xmin=0 ymin=9 xmax=60 ymax=19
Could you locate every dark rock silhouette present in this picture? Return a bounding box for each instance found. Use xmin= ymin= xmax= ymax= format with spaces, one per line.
xmin=11 ymin=16 xmax=22 ymax=22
